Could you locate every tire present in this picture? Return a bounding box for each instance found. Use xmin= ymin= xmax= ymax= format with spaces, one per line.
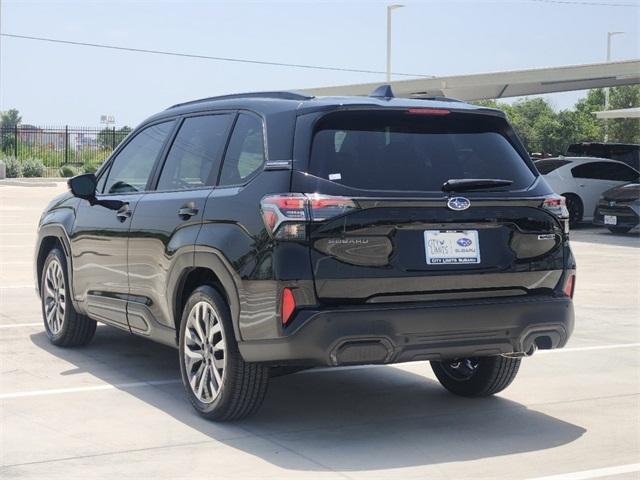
xmin=431 ymin=356 xmax=521 ymax=397
xmin=564 ymin=194 xmax=583 ymax=227
xmin=608 ymin=226 xmax=632 ymax=234
xmin=178 ymin=285 xmax=269 ymax=421
xmin=40 ymin=248 xmax=96 ymax=347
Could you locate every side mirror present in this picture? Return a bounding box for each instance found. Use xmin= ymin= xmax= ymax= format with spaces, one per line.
xmin=68 ymin=173 xmax=97 ymax=201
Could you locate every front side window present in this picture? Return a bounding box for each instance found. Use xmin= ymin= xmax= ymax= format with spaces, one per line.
xmin=218 ymin=114 xmax=265 ymax=186
xmin=571 ymin=162 xmax=602 ymax=180
xmin=103 ymin=121 xmax=174 ymax=194
xmin=156 ymin=114 xmax=233 ymax=191
xmin=309 ymin=110 xmax=535 ymax=192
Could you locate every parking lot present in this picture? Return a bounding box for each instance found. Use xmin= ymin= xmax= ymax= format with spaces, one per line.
xmin=0 ymin=181 xmax=638 ymax=479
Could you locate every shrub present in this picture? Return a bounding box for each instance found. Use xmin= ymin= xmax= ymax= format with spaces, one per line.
xmin=21 ymin=158 xmax=46 ymax=177
xmin=82 ymin=161 xmax=100 ymax=174
xmin=2 ymin=156 xmax=22 ymax=177
xmin=59 ymin=165 xmax=78 ymax=177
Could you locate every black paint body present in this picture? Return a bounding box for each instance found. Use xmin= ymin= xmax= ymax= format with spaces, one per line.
xmin=35 ymin=94 xmax=575 ymax=366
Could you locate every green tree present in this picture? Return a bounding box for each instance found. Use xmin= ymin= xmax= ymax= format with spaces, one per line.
xmin=1 ymin=109 xmax=21 ymax=129
xmin=0 ymin=109 xmax=22 ymax=153
xmin=608 ymin=85 xmax=640 ymax=143
xmin=97 ymin=126 xmax=132 ymax=150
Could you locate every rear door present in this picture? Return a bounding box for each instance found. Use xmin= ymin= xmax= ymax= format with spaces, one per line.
xmin=292 ymin=108 xmax=564 ymax=304
xmin=127 ymin=113 xmax=234 ymax=338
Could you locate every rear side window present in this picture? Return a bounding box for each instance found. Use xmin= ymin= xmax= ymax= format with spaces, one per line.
xmin=309 ymin=110 xmax=535 ymax=192
xmin=157 ymin=114 xmax=233 ymax=191
xmin=219 ymin=114 xmax=265 ymax=186
xmin=535 ymin=159 xmax=570 ymax=175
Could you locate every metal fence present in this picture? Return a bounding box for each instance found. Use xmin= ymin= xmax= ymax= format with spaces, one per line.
xmin=0 ymin=125 xmax=131 ymax=177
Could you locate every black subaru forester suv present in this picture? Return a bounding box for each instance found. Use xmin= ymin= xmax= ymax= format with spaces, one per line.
xmin=35 ymin=89 xmax=575 ymax=420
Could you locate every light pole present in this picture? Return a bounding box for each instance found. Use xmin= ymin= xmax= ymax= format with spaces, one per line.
xmin=386 ymin=4 xmax=404 ymax=83
xmin=604 ymin=31 xmax=624 ymax=142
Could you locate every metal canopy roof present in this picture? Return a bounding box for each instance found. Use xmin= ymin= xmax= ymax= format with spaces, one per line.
xmin=302 ymin=59 xmax=640 ymax=101
xmin=593 ymin=107 xmax=640 ymax=119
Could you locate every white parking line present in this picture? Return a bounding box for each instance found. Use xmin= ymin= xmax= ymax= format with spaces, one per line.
xmin=527 ymin=463 xmax=640 ymax=480
xmin=537 ymin=343 xmax=640 ymax=354
xmin=0 ymin=323 xmax=41 ymax=329
xmin=0 ymin=379 xmax=181 ymax=400
xmin=0 ymin=285 xmax=34 ymax=289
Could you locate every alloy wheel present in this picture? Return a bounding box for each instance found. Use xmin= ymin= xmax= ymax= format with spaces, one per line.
xmin=440 ymin=357 xmax=479 ymax=381
xmin=183 ymin=301 xmax=227 ymax=403
xmin=43 ymin=258 xmax=66 ymax=334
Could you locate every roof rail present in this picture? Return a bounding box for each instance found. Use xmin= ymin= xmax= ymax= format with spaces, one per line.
xmin=167 ymin=91 xmax=314 ymax=110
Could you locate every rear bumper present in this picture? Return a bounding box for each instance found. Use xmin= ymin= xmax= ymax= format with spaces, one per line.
xmin=238 ymin=295 xmax=574 ymax=366
xmin=593 ymin=205 xmax=640 ymax=229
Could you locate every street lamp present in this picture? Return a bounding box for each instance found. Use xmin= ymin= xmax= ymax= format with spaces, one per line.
xmin=604 ymin=31 xmax=624 ymax=142
xmin=386 ymin=4 xmax=404 ymax=83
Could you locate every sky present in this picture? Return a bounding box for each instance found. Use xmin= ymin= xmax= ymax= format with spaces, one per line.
xmin=1 ymin=0 xmax=639 ymax=127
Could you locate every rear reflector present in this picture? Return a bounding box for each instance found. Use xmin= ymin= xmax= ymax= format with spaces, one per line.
xmin=281 ymin=288 xmax=296 ymax=325
xmin=563 ymin=274 xmax=575 ymax=298
xmin=406 ymin=108 xmax=450 ymax=116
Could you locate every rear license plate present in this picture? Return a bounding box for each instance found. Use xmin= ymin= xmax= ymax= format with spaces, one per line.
xmin=424 ymin=230 xmax=480 ymax=265
xmin=604 ymin=215 xmax=617 ymax=225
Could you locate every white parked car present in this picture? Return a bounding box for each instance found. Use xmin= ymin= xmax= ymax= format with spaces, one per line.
xmin=535 ymin=157 xmax=640 ymax=225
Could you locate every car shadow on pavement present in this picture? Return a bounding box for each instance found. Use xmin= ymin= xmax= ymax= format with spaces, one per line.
xmin=30 ymin=327 xmax=586 ymax=471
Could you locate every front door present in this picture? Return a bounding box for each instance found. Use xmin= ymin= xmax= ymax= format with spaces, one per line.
xmin=70 ymin=120 xmax=175 ymax=329
xmin=127 ymin=113 xmax=234 ymax=343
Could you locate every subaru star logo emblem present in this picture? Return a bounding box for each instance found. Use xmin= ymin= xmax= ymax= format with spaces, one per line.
xmin=457 ymin=237 xmax=472 ymax=247
xmin=447 ymin=197 xmax=471 ymax=211
xmin=609 ymin=201 xmax=616 ymax=207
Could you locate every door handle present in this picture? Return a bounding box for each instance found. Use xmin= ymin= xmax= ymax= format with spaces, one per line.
xmin=116 ymin=203 xmax=131 ymax=222
xmin=178 ymin=203 xmax=199 ymax=220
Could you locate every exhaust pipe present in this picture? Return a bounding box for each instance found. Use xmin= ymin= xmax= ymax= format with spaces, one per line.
xmin=502 ymin=343 xmax=537 ymax=358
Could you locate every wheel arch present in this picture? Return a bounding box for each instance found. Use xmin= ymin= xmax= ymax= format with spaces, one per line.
xmin=562 ymin=192 xmax=584 ymax=221
xmin=34 ymin=225 xmax=73 ymax=300
xmin=171 ymin=250 xmax=243 ymax=343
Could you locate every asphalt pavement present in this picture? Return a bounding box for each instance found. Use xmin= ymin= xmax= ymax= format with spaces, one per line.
xmin=1 ymin=182 xmax=638 ymax=479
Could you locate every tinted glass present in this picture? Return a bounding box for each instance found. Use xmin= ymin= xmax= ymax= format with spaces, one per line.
xmin=571 ymin=162 xmax=602 ymax=179
xmin=219 ymin=114 xmax=265 ymax=186
xmin=535 ymin=159 xmax=570 ymax=174
xmin=103 ymin=121 xmax=174 ymax=194
xmin=309 ymin=111 xmax=535 ymax=192
xmin=606 ymin=163 xmax=640 ymax=182
xmin=157 ymin=114 xmax=233 ymax=191
xmin=570 ymin=161 xmax=640 ymax=181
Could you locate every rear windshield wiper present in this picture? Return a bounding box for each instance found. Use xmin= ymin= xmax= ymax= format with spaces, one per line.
xmin=442 ymin=178 xmax=514 ymax=192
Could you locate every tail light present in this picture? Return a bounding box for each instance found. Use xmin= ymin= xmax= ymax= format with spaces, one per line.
xmin=261 ymin=194 xmax=357 ymax=240
xmin=563 ymin=274 xmax=575 ymax=298
xmin=542 ymin=195 xmax=570 ymax=232
xmin=281 ymin=287 xmax=296 ymax=325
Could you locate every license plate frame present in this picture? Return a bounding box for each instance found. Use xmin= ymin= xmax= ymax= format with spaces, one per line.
xmin=604 ymin=215 xmax=617 ymax=225
xmin=424 ymin=230 xmax=481 ymax=265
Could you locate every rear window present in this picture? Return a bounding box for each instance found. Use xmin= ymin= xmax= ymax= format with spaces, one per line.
xmin=309 ymin=110 xmax=536 ymax=192
xmin=535 ymin=159 xmax=571 ymax=174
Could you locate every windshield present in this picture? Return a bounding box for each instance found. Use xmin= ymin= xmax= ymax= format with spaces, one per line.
xmin=309 ymin=110 xmax=536 ymax=192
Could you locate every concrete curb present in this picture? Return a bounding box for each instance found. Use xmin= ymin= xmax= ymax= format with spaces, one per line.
xmin=0 ymin=178 xmax=67 ymax=187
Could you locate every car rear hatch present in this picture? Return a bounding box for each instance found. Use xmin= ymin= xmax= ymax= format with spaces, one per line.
xmin=277 ymin=107 xmax=567 ymax=304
